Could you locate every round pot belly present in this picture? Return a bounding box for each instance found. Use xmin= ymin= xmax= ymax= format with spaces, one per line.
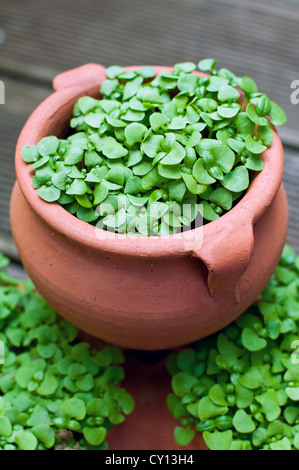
xmin=10 ymin=181 xmax=288 ymax=350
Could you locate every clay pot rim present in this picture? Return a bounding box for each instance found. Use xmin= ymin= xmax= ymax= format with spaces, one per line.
xmin=15 ymin=64 xmax=284 ymax=258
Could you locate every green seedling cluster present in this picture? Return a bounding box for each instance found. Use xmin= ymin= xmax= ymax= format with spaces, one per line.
xmin=167 ymin=245 xmax=299 ymax=450
xmin=0 ymin=254 xmax=134 ymax=450
xmin=21 ymin=59 xmax=286 ymax=235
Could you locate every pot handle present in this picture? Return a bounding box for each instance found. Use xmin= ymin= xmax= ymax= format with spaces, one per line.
xmin=191 ymin=216 xmax=255 ymax=302
xmin=53 ymin=64 xmax=106 ymax=91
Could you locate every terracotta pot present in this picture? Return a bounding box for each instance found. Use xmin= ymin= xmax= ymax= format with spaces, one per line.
xmin=10 ymin=64 xmax=288 ymax=350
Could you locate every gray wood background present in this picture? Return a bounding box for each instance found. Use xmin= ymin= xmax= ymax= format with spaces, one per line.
xmin=0 ymin=0 xmax=298 ymax=269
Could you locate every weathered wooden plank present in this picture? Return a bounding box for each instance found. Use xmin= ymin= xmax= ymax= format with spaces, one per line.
xmin=0 ymin=77 xmax=51 ymax=243
xmin=0 ymin=0 xmax=298 ymax=143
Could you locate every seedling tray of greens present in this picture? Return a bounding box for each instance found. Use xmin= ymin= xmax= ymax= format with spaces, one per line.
xmin=21 ymin=59 xmax=286 ymax=236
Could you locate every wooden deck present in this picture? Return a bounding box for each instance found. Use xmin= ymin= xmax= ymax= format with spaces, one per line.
xmin=0 ymin=0 xmax=298 ymax=260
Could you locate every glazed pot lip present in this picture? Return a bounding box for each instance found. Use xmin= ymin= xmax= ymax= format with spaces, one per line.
xmin=15 ymin=65 xmax=284 ymax=258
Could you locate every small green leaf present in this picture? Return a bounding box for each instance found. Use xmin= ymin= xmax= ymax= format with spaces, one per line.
xmin=102 ymin=137 xmax=128 ymax=159
xmin=286 ymin=387 xmax=299 ymax=401
xmin=37 ymin=373 xmax=58 ymax=396
xmin=174 ymin=427 xmax=195 ymax=446
xmin=256 ymin=125 xmax=273 ymax=146
xmin=198 ymin=58 xmax=217 ymax=71
xmin=64 ymin=143 xmax=84 ymax=165
xmin=218 ymin=104 xmax=240 ymax=118
xmin=149 ymin=113 xmax=170 ymax=131
xmin=222 ymin=165 xmax=249 ymax=192
xmin=256 ymin=391 xmax=281 ymax=421
xmin=245 ymin=135 xmax=267 ymax=154
xmin=15 ymin=431 xmax=38 ymax=450
xmin=168 ymin=180 xmax=186 ymax=203
xmin=158 ymin=164 xmax=181 ymax=180
xmin=137 ymin=65 xmax=156 ymax=78
xmin=0 ymin=416 xmax=12 ymax=437
xmin=171 ymin=372 xmax=198 ymax=397
xmin=100 ymin=78 xmax=118 ymax=96
xmin=127 ymin=149 xmax=143 ymax=167
xmin=123 ymin=76 xmax=143 ymax=101
xmin=37 ymin=185 xmax=61 ymax=202
xmin=207 ymin=76 xmax=229 ymax=92
xmin=269 ymin=101 xmax=287 ymax=126
xmin=84 ymin=149 xmax=103 ymax=167
xmin=218 ymin=85 xmax=240 ymax=102
xmin=236 ymin=384 xmax=254 ymax=409
xmin=252 ymin=427 xmax=267 ymax=447
xmin=37 ymin=136 xmax=59 ymax=157
xmin=245 ymin=154 xmax=264 ymax=171
xmin=234 ymin=113 xmax=255 ymax=138
xmin=210 ymin=188 xmax=232 ymax=210
xmin=32 ymin=424 xmax=55 ymax=448
xmin=161 ymin=142 xmax=185 ymax=165
xmin=61 ymin=398 xmax=86 ymax=420
xmin=203 ymin=430 xmax=233 ymax=450
xmin=255 ymin=95 xmax=271 ymax=116
xmin=246 ymin=103 xmax=268 ymax=126
xmin=29 ymin=156 xmax=50 ymax=169
xmin=15 ymin=367 xmax=34 ymax=388
xmin=217 ymin=333 xmax=243 ymax=357
xmin=177 ymin=73 xmax=199 ymax=95
xmin=105 ymin=65 xmax=125 ymax=79
xmin=93 ymin=182 xmax=109 ymax=205
xmin=177 ymin=349 xmax=197 ymax=372
xmin=233 ymin=409 xmax=256 ymax=433
xmin=83 ymin=427 xmax=107 ymax=446
xmin=142 ymin=135 xmax=164 ymax=158
xmin=76 ymin=194 xmax=93 ymax=208
xmin=52 ymin=171 xmax=68 ymax=190
xmin=227 ymin=138 xmax=245 ymax=154
xmin=138 ymin=86 xmax=163 ymax=105
xmin=175 ymin=62 xmax=196 ymax=73
xmin=21 ymin=145 xmax=39 ymax=163
xmin=78 ymin=96 xmax=98 ymax=114
xmin=198 ymin=396 xmax=228 ymax=421
xmin=86 ymin=398 xmax=109 ymax=417
xmin=242 ymin=328 xmax=267 ymax=351
xmin=116 ymin=389 xmax=135 ymax=415
xmin=240 ymin=76 xmax=258 ymax=95
xmin=199 ymin=200 xmax=219 ymax=221
xmin=208 ymin=384 xmax=228 ymax=406
xmin=239 ymin=367 xmax=263 ymax=389
xmin=193 ymin=159 xmax=216 ymax=185
xmin=124 ymin=123 xmax=148 ymax=146
xmin=210 ymin=145 xmax=235 ymax=173
xmin=270 ymin=437 xmax=291 ymax=451
xmin=77 ymin=207 xmax=99 ymax=222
